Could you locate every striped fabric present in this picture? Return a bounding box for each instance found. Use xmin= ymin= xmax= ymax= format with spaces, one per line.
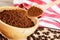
xmin=39 ymin=4 xmax=60 ymax=29
xmin=13 ymin=0 xmax=60 ymax=29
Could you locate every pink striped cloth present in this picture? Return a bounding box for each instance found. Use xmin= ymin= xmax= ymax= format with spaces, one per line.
xmin=13 ymin=0 xmax=60 ymax=29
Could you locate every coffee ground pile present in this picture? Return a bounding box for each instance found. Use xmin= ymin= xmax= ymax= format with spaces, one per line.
xmin=0 ymin=10 xmax=34 ymax=28
xmin=28 ymin=6 xmax=43 ymax=17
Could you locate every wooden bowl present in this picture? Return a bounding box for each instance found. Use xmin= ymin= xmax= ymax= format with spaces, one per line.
xmin=0 ymin=6 xmax=39 ymax=39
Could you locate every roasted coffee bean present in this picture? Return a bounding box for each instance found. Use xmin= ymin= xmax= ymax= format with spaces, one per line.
xmin=47 ymin=36 xmax=50 ymax=38
xmin=54 ymin=35 xmax=57 ymax=38
xmin=27 ymin=36 xmax=31 ymax=40
xmin=51 ymin=38 xmax=54 ymax=40
xmin=43 ymin=32 xmax=49 ymax=35
xmin=39 ymin=27 xmax=44 ymax=31
xmin=57 ymin=32 xmax=60 ymax=33
xmin=34 ymin=32 xmax=40 ymax=35
xmin=0 ymin=34 xmax=8 ymax=40
xmin=27 ymin=27 xmax=60 ymax=40
xmin=30 ymin=34 xmax=36 ymax=40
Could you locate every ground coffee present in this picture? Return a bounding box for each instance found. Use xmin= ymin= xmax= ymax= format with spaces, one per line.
xmin=0 ymin=10 xmax=34 ymax=28
xmin=28 ymin=6 xmax=43 ymax=17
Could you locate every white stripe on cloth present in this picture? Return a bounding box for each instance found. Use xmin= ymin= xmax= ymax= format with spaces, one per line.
xmin=13 ymin=0 xmax=28 ymax=4
xmin=23 ymin=1 xmax=33 ymax=5
xmin=51 ymin=17 xmax=60 ymax=23
xmin=39 ymin=16 xmax=60 ymax=28
xmin=39 ymin=4 xmax=60 ymax=29
xmin=13 ymin=0 xmax=23 ymax=4
xmin=23 ymin=0 xmax=39 ymax=6
xmin=51 ymin=5 xmax=60 ymax=14
xmin=45 ymin=10 xmax=57 ymax=14
xmin=39 ymin=17 xmax=56 ymax=22
xmin=39 ymin=21 xmax=60 ymax=29
xmin=42 ymin=0 xmax=52 ymax=4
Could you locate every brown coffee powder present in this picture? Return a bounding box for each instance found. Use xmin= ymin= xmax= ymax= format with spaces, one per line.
xmin=0 ymin=10 xmax=34 ymax=28
xmin=28 ymin=6 xmax=43 ymax=17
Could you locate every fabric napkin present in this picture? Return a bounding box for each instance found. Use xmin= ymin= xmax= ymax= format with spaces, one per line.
xmin=13 ymin=0 xmax=60 ymax=29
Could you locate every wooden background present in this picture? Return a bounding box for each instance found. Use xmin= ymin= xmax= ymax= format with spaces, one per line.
xmin=0 ymin=0 xmax=13 ymax=6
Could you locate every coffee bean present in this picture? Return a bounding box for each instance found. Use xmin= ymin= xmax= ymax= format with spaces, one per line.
xmin=27 ymin=36 xmax=31 ymax=40
xmin=54 ymin=35 xmax=57 ymax=38
xmin=43 ymin=32 xmax=49 ymax=35
xmin=0 ymin=34 xmax=8 ymax=40
xmin=51 ymin=38 xmax=54 ymax=40
xmin=34 ymin=32 xmax=40 ymax=35
xmin=39 ymin=28 xmax=44 ymax=31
